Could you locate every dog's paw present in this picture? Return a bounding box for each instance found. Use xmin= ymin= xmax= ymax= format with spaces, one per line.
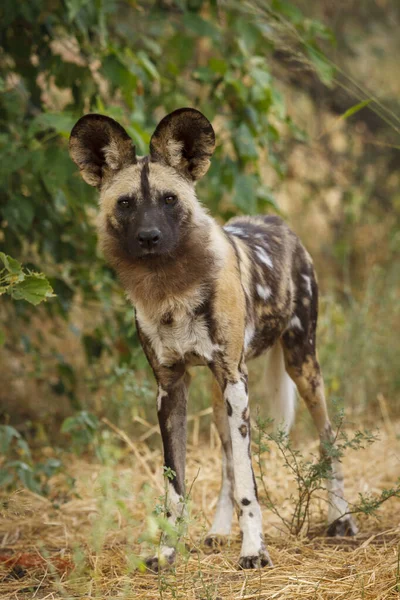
xmin=238 ymin=549 xmax=273 ymax=570
xmin=144 ymin=548 xmax=176 ymax=573
xmin=327 ymin=516 xmax=358 ymax=537
xmin=203 ymin=534 xmax=229 ymax=550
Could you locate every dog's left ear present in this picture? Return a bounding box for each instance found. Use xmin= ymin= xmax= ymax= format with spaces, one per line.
xmin=150 ymin=108 xmax=215 ymax=181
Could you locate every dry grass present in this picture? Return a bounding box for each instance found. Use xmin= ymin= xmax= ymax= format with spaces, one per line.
xmin=1 ymin=417 xmax=400 ymax=600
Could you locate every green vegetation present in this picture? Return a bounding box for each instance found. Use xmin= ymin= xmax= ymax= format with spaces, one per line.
xmin=0 ymin=0 xmax=338 ymax=430
xmin=1 ymin=6 xmax=399 ymax=596
xmin=0 ymin=0 xmax=399 ymax=505
xmin=0 ymin=424 xmax=67 ymax=495
xmin=254 ymin=415 xmax=400 ymax=537
xmin=0 ymin=252 xmax=53 ymax=306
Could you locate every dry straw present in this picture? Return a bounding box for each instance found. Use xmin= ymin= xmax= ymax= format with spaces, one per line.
xmin=0 ymin=414 xmax=399 ymax=599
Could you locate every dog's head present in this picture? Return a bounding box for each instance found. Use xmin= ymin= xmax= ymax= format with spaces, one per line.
xmin=69 ymin=109 xmax=215 ymax=262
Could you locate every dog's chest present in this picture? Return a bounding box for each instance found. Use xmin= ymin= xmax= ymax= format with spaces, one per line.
xmin=136 ymin=306 xmax=219 ymax=366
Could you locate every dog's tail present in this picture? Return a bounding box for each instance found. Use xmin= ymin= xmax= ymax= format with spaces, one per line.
xmin=263 ymin=340 xmax=296 ymax=433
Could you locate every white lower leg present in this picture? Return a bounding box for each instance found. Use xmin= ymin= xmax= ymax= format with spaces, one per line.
xmin=321 ymin=425 xmax=358 ymax=535
xmin=225 ymin=379 xmax=270 ymax=564
xmin=326 ymin=461 xmax=348 ymax=523
xmin=207 ymin=450 xmax=234 ymax=537
xmin=149 ymin=481 xmax=186 ymax=568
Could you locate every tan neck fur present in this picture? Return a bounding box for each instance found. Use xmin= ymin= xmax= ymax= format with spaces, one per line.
xmin=100 ymin=213 xmax=229 ymax=317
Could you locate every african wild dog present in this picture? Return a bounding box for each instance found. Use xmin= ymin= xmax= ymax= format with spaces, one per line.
xmin=69 ymin=108 xmax=358 ymax=570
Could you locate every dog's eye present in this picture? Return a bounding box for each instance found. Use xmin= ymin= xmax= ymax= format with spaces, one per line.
xmin=164 ymin=195 xmax=176 ymax=206
xmin=117 ymin=196 xmax=130 ymax=208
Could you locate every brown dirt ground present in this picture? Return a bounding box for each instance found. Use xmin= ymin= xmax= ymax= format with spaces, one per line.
xmin=1 ymin=418 xmax=399 ymax=600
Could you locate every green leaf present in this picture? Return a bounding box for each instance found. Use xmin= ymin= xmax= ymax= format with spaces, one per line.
xmin=0 ymin=425 xmax=21 ymax=454
xmin=340 ymin=99 xmax=372 ymax=120
xmin=2 ymin=195 xmax=35 ymax=232
xmin=15 ymin=462 xmax=41 ymax=494
xmin=38 ymin=458 xmax=62 ymax=477
xmin=307 ymin=47 xmax=335 ymax=86
xmin=235 ymin=123 xmax=258 ymax=160
xmin=17 ymin=437 xmax=31 ymax=458
xmin=137 ymin=51 xmax=159 ymax=81
xmin=81 ymin=411 xmax=99 ymax=431
xmin=0 ymin=470 xmax=14 ymax=487
xmin=304 ymin=19 xmax=336 ymax=45
xmin=30 ymin=113 xmax=76 ymax=138
xmin=257 ymin=185 xmax=279 ymax=211
xmin=66 ymin=0 xmax=90 ymax=21
xmin=233 ymin=174 xmax=258 ymax=213
xmin=60 ymin=416 xmax=76 ymax=434
xmin=271 ymin=0 xmax=303 ymax=23
xmin=251 ymin=67 xmax=271 ymax=89
xmin=193 ymin=67 xmax=215 ymax=83
xmin=0 ymin=147 xmax=30 ymax=179
xmin=208 ymin=58 xmax=227 ymax=75
xmin=101 ymin=53 xmax=136 ymax=89
xmin=0 ymin=253 xmax=22 ymax=274
xmin=11 ymin=275 xmax=54 ymax=305
xmin=61 ymin=411 xmax=99 ymax=454
xmin=182 ymin=13 xmax=220 ymax=40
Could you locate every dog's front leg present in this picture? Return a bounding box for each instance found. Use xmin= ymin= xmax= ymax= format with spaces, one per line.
xmin=136 ymin=323 xmax=190 ymax=571
xmin=146 ymin=371 xmax=190 ymax=572
xmin=217 ymin=367 xmax=273 ymax=569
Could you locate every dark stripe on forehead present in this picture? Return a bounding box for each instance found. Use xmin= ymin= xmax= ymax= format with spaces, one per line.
xmin=140 ymin=156 xmax=151 ymax=201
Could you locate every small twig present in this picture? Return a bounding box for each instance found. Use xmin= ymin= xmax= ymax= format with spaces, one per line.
xmin=102 ymin=417 xmax=163 ymax=493
xmin=377 ymin=393 xmax=395 ymax=438
xmin=326 ymin=483 xmax=400 ymax=532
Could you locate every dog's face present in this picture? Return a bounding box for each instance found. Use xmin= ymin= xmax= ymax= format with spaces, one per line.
xmin=69 ymin=109 xmax=215 ymax=262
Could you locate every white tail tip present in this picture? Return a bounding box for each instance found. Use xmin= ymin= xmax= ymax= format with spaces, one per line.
xmin=263 ymin=341 xmax=296 ymax=434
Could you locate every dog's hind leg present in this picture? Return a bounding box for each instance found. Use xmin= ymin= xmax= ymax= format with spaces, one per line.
xmin=281 ymin=272 xmax=358 ymax=536
xmin=204 ymin=378 xmax=235 ymax=547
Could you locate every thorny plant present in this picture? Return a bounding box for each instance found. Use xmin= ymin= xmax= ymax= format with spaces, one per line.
xmin=254 ymin=411 xmax=400 ymax=536
xmin=141 ymin=467 xmax=203 ymax=598
xmin=139 ymin=467 xmax=195 ymax=569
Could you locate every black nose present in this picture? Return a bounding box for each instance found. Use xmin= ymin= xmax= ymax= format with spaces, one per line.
xmin=137 ymin=228 xmax=161 ymax=249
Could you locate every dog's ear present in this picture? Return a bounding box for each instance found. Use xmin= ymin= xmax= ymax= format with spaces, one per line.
xmin=69 ymin=114 xmax=136 ymax=187
xmin=150 ymin=108 xmax=215 ymax=181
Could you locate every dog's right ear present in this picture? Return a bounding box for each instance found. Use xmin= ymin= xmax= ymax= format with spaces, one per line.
xmin=69 ymin=114 xmax=137 ymax=187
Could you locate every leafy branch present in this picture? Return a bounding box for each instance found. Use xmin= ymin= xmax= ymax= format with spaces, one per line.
xmin=0 ymin=253 xmax=54 ymax=306
xmin=254 ymin=414 xmax=388 ymax=536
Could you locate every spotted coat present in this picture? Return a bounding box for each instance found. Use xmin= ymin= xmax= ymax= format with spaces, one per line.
xmin=69 ymin=108 xmax=358 ymax=572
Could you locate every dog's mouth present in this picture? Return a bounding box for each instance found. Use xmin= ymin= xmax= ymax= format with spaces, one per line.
xmin=133 ymin=239 xmax=181 ymax=261
xmin=127 ymin=246 xmax=171 ymax=263
xmin=121 ymin=241 xmax=162 ymax=260
xmin=138 ymin=248 xmax=159 ymax=257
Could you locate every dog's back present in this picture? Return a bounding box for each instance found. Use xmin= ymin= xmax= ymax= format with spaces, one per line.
xmin=224 ymin=214 xmax=316 ymax=361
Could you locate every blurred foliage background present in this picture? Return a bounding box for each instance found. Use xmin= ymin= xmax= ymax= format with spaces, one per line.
xmin=0 ymin=0 xmax=399 ymax=490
